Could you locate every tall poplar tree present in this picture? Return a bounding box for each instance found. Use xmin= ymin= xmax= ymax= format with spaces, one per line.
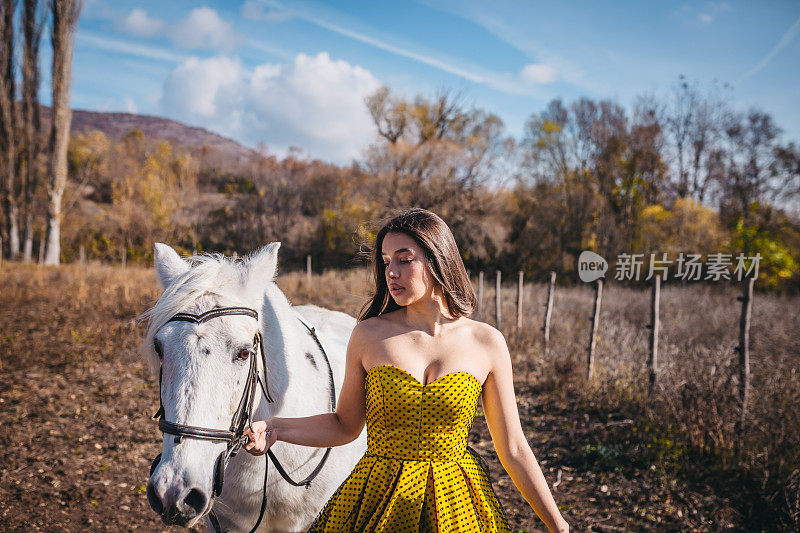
xmin=21 ymin=0 xmax=44 ymax=262
xmin=43 ymin=0 xmax=81 ymax=265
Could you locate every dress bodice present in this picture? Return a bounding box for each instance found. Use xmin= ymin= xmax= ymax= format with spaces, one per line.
xmin=364 ymin=364 xmax=483 ymax=461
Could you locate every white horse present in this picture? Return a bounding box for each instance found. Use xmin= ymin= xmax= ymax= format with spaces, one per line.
xmin=142 ymin=242 xmax=367 ymax=532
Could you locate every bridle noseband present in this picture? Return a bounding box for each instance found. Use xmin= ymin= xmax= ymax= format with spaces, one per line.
xmin=149 ymin=306 xmax=336 ymax=533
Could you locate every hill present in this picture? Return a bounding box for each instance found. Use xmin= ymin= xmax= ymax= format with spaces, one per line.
xmin=41 ymin=106 xmax=259 ymax=162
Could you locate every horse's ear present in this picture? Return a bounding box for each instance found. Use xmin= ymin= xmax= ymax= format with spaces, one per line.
xmin=154 ymin=243 xmax=190 ymax=289
xmin=245 ymin=242 xmax=281 ymax=293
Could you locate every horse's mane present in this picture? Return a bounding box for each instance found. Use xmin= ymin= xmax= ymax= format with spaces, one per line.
xmin=138 ymin=253 xmax=249 ymax=375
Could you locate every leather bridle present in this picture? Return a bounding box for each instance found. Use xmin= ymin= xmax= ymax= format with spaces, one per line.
xmin=149 ymin=306 xmax=336 ymax=533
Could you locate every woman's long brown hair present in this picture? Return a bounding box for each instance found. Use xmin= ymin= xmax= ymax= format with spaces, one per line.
xmin=358 ymin=207 xmax=477 ymax=321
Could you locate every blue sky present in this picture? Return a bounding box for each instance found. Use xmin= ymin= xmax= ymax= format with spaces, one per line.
xmin=63 ymin=0 xmax=800 ymax=163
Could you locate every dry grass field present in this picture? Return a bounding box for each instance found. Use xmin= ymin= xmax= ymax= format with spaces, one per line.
xmin=0 ymin=261 xmax=798 ymax=532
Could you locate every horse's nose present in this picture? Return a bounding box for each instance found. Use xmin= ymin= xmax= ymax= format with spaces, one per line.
xmin=146 ymin=481 xmax=164 ymax=516
xmin=181 ymin=487 xmax=208 ymax=517
xmin=147 ymin=481 xmax=208 ymax=526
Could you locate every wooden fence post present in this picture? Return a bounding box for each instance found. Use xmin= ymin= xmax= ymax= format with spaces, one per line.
xmin=736 ymin=277 xmax=754 ymax=439
xmin=79 ymin=245 xmax=86 ymax=266
xmin=647 ymin=274 xmax=661 ymax=396
xmin=38 ymin=238 xmax=44 ymax=264
xmin=477 ymin=271 xmax=484 ymax=319
xmin=543 ymin=271 xmax=556 ymax=357
xmin=587 ymin=279 xmax=603 ymax=380
xmin=495 ymin=270 xmax=502 ymax=328
xmin=121 ymin=246 xmax=126 ymax=269
xmin=516 ymin=271 xmax=524 ymax=329
xmin=307 ymin=255 xmax=312 ymax=287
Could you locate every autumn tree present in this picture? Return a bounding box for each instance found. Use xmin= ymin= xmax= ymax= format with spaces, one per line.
xmin=43 ymin=0 xmax=81 ymax=265
xmin=516 ymin=98 xmax=602 ymax=273
xmin=21 ymin=0 xmax=45 ymax=262
xmin=63 ymin=129 xmax=199 ymax=261
xmin=514 ymin=95 xmax=672 ymax=277
xmin=714 ymin=108 xmax=793 ymax=228
xmin=364 ymin=86 xmax=509 ymax=266
xmin=661 ymin=76 xmax=734 ymax=204
xmin=638 ymin=197 xmax=726 ymax=256
xmin=0 ymin=0 xmax=18 ymax=258
xmin=773 ymin=142 xmax=800 ymax=203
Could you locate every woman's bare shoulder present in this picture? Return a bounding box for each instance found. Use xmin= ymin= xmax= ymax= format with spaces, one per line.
xmin=461 ymin=316 xmax=505 ymax=348
xmin=353 ymin=311 xmax=402 ymax=341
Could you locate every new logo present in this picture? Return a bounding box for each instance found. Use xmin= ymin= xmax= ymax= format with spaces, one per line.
xmin=578 ymin=251 xmax=607 ymax=282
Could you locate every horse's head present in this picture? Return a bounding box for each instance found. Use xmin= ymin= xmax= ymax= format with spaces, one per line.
xmin=141 ymin=242 xmax=280 ymax=528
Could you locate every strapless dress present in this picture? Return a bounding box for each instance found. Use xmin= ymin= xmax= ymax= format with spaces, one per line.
xmin=306 ymin=364 xmax=512 ymax=532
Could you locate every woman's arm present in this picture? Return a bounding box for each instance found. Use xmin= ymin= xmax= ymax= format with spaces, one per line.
xmin=480 ymin=325 xmax=569 ymax=533
xmin=244 ymin=321 xmax=370 ymax=454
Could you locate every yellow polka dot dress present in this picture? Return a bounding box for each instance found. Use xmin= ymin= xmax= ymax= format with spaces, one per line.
xmin=307 ymin=364 xmax=512 ymax=532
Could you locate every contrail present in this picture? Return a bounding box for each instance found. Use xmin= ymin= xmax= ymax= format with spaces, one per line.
xmin=255 ymin=0 xmax=487 ymax=83
xmin=251 ymin=0 xmax=545 ymax=95
xmin=77 ymin=32 xmax=189 ymax=64
xmin=736 ymin=13 xmax=800 ymax=86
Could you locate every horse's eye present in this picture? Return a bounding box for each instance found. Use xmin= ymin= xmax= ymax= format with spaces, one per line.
xmin=238 ymin=347 xmax=252 ymax=360
xmin=154 ymin=339 xmax=163 ymax=360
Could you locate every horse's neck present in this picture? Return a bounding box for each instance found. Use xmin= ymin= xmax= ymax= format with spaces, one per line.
xmin=219 ymin=286 xmax=327 ymax=527
xmin=255 ymin=283 xmax=306 ymax=416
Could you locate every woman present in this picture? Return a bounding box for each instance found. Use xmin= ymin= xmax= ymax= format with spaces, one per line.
xmin=244 ymin=207 xmax=569 ymax=533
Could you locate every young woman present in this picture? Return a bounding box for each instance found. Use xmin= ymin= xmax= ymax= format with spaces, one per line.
xmin=244 ymin=207 xmax=569 ymax=533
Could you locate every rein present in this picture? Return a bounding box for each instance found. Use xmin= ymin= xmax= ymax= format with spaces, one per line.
xmin=150 ymin=306 xmax=336 ymax=533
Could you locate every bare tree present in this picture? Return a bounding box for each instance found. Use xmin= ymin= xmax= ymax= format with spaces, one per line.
xmin=718 ymin=108 xmax=784 ymax=226
xmin=661 ymin=76 xmax=733 ymax=204
xmin=0 ymin=0 xmax=19 ymax=259
xmin=663 ymin=75 xmax=694 ymax=199
xmin=773 ymin=142 xmax=800 ymax=205
xmin=43 ymin=0 xmax=81 ymax=265
xmin=21 ymin=0 xmax=44 ymax=262
xmin=411 ymin=87 xmax=469 ymax=144
xmin=365 ymin=86 xmax=407 ymax=145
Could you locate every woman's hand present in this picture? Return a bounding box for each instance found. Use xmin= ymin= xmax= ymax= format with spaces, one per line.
xmin=243 ymin=419 xmax=277 ymax=456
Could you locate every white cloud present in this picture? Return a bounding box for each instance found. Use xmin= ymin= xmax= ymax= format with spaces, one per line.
xmin=697 ymin=13 xmax=713 ymax=24
xmin=123 ymin=96 xmax=137 ymax=113
xmin=116 ymin=9 xmax=166 ymax=37
xmin=706 ymin=2 xmax=731 ymax=12
xmin=172 ymin=7 xmax=241 ymax=52
xmin=241 ymin=0 xmax=296 ymax=22
xmin=161 ymin=56 xmax=243 ymax=120
xmin=159 ymin=52 xmax=382 ymax=162
xmin=83 ymin=0 xmax=116 ymax=20
xmin=520 ymin=63 xmax=557 ymax=84
xmin=679 ymin=1 xmax=732 ymax=26
xmin=105 ymin=8 xmax=242 ymax=53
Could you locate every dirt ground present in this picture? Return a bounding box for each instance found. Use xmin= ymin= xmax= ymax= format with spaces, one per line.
xmin=0 ymin=265 xmax=740 ymax=532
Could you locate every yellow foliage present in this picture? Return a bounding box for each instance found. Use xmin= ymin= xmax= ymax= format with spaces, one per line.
xmin=639 ymin=198 xmax=726 ymax=255
xmin=541 ymin=120 xmax=562 ymax=134
xmin=640 ymin=204 xmax=667 ymax=222
xmin=104 ymin=131 xmax=198 ymax=243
